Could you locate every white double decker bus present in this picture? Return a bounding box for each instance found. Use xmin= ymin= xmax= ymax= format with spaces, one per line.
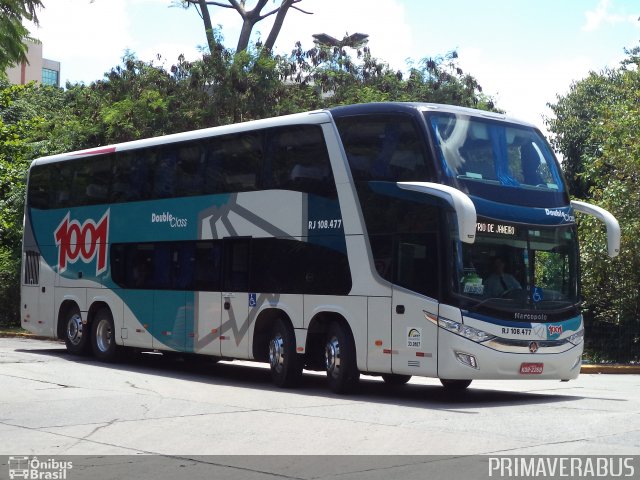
xmin=21 ymin=102 xmax=620 ymax=392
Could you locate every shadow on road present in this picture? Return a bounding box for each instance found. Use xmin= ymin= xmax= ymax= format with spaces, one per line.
xmin=16 ymin=345 xmax=590 ymax=410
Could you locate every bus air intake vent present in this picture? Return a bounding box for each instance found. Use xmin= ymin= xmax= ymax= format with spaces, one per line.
xmin=24 ymin=251 xmax=40 ymax=285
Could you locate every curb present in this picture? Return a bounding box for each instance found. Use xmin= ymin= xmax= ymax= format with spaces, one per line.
xmin=580 ymin=364 xmax=640 ymax=374
xmin=0 ymin=332 xmax=59 ymax=342
xmin=2 ymin=333 xmax=639 ymax=374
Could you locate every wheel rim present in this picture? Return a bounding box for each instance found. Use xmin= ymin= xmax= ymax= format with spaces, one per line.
xmin=95 ymin=318 xmax=112 ymax=353
xmin=66 ymin=313 xmax=84 ymax=346
xmin=325 ymin=336 xmax=341 ymax=378
xmin=269 ymin=333 xmax=285 ymax=373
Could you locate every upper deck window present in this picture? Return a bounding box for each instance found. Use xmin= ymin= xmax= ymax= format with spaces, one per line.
xmin=27 ymin=124 xmax=337 ymax=210
xmin=336 ymin=114 xmax=433 ymax=182
xmin=426 ymin=112 xmax=568 ymax=206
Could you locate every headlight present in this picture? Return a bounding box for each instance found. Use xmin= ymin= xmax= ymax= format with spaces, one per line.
xmin=567 ymin=329 xmax=584 ymax=345
xmin=432 ymin=314 xmax=495 ymax=343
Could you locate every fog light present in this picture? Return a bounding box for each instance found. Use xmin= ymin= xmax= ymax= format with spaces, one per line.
xmin=572 ymin=355 xmax=582 ymax=370
xmin=455 ymin=351 xmax=479 ymax=369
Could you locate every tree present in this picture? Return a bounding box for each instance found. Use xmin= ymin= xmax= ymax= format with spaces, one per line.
xmin=0 ymin=0 xmax=44 ymax=72
xmin=285 ymin=40 xmax=496 ymax=110
xmin=177 ymin=0 xmax=311 ymax=53
xmin=0 ymin=80 xmax=51 ymax=324
xmin=547 ymin=45 xmax=640 ymax=362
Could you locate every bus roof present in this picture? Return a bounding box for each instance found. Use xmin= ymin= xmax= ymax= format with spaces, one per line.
xmin=31 ymin=102 xmax=536 ymax=166
xmin=328 ymin=102 xmax=536 ymax=127
xmin=31 ymin=109 xmax=332 ymax=166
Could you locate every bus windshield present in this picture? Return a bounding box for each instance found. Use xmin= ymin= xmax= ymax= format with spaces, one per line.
xmin=426 ymin=112 xmax=568 ymax=206
xmin=455 ymin=220 xmax=579 ymax=316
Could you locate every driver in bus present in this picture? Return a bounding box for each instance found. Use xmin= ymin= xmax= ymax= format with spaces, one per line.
xmin=484 ymin=256 xmax=521 ymax=298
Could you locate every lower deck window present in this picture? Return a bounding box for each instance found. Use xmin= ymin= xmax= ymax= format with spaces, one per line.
xmin=110 ymin=238 xmax=351 ymax=295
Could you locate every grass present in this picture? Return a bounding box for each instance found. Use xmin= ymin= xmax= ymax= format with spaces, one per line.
xmin=0 ymin=324 xmax=29 ymax=336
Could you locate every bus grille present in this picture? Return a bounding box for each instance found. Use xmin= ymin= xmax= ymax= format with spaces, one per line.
xmin=24 ymin=251 xmax=40 ymax=285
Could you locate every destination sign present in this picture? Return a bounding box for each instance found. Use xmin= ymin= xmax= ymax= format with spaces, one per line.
xmin=476 ymin=221 xmax=517 ymax=236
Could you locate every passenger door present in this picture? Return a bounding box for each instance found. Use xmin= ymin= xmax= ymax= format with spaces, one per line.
xmin=193 ymin=292 xmax=222 ymax=356
xmin=391 ymin=234 xmax=440 ymax=376
xmin=220 ymin=238 xmax=252 ymax=359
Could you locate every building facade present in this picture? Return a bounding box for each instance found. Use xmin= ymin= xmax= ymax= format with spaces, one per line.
xmin=5 ymin=40 xmax=61 ymax=87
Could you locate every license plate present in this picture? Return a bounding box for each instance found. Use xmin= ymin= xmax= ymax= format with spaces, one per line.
xmin=520 ymin=362 xmax=544 ymax=374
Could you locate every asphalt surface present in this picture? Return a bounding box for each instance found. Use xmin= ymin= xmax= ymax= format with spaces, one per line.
xmin=1 ymin=337 xmax=639 ymax=458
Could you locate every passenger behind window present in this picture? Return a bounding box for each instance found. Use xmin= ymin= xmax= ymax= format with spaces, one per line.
xmin=484 ymin=256 xmax=521 ymax=298
xmin=520 ymin=142 xmax=545 ymax=186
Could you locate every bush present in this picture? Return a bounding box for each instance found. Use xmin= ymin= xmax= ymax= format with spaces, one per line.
xmin=0 ymin=246 xmax=20 ymax=326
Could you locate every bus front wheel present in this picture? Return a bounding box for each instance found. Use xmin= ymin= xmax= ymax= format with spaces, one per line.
xmin=63 ymin=305 xmax=90 ymax=355
xmin=324 ymin=322 xmax=359 ymax=394
xmin=268 ymin=318 xmax=302 ymax=388
xmin=440 ymin=379 xmax=472 ymax=390
xmin=382 ymin=374 xmax=411 ymax=386
xmin=91 ymin=308 xmax=120 ymax=362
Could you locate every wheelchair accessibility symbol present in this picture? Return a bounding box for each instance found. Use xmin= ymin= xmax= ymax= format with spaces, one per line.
xmin=533 ymin=287 xmax=543 ymax=303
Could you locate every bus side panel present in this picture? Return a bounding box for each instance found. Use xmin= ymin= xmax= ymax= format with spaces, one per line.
xmin=257 ymin=293 xmax=304 ymax=330
xmin=20 ymin=254 xmax=55 ymax=337
xmin=152 ymin=290 xmax=187 ymax=352
xmin=391 ymin=287 xmax=438 ymax=377
xmin=54 ymin=285 xmax=87 ymax=327
xmin=21 ymin=283 xmax=39 ymax=334
xmin=118 ymin=290 xmax=154 ymax=349
xmin=367 ymin=296 xmax=392 ymax=374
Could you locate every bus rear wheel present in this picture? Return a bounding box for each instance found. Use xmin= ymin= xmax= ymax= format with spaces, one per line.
xmin=91 ymin=308 xmax=120 ymax=362
xmin=63 ymin=305 xmax=90 ymax=355
xmin=268 ymin=318 xmax=302 ymax=388
xmin=324 ymin=322 xmax=359 ymax=394
xmin=440 ymin=379 xmax=472 ymax=390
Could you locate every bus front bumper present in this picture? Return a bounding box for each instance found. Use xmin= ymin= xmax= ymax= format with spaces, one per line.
xmin=437 ymin=329 xmax=583 ymax=381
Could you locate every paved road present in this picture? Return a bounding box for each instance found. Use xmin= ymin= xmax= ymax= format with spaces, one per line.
xmin=1 ymin=337 xmax=639 ymax=458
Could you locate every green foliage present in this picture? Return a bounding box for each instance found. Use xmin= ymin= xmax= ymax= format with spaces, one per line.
xmin=0 ymin=0 xmax=44 ymax=72
xmin=0 ymin=80 xmax=47 ymax=323
xmin=285 ymin=44 xmax=497 ymax=110
xmin=548 ymin=45 xmax=640 ymax=361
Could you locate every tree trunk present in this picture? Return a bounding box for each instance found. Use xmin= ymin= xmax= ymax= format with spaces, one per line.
xmin=235 ymin=0 xmax=268 ymax=52
xmin=264 ymin=0 xmax=294 ymax=52
xmin=198 ymin=0 xmax=217 ymax=53
xmin=236 ymin=18 xmax=256 ymax=52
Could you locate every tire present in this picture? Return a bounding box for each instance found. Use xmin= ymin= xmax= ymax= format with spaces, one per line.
xmin=63 ymin=305 xmax=90 ymax=355
xmin=324 ymin=321 xmax=359 ymax=394
xmin=382 ymin=374 xmax=412 ymax=386
xmin=440 ymin=379 xmax=472 ymax=390
xmin=268 ymin=318 xmax=302 ymax=388
xmin=91 ymin=308 xmax=120 ymax=362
